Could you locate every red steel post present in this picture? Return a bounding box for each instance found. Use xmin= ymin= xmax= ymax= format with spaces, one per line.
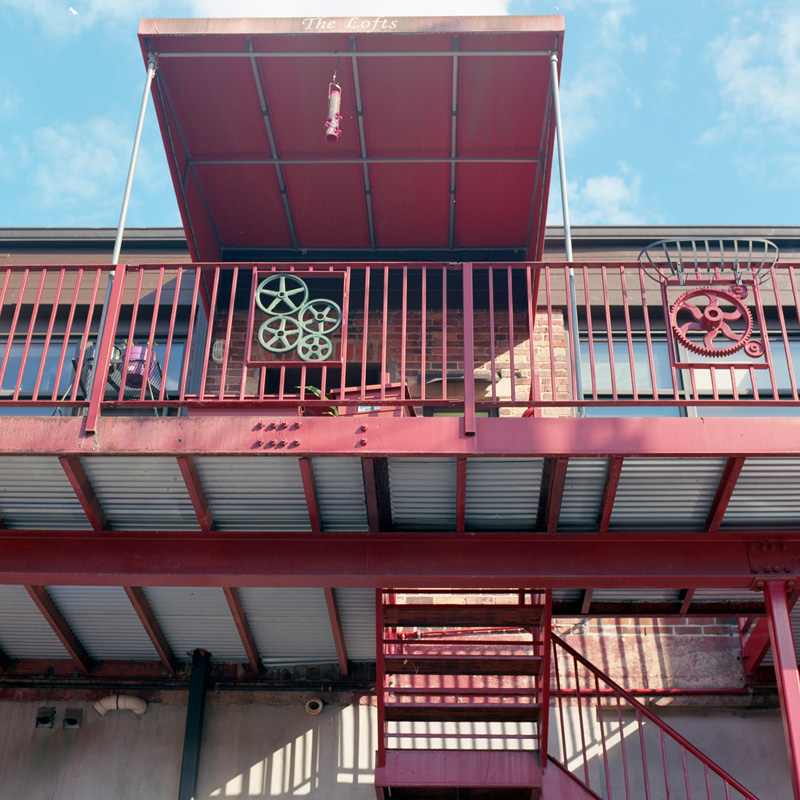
xmin=85 ymin=265 xmax=127 ymax=433
xmin=764 ymin=580 xmax=800 ymax=800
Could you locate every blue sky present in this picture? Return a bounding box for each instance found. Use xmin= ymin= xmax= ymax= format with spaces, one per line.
xmin=1 ymin=0 xmax=798 ymax=229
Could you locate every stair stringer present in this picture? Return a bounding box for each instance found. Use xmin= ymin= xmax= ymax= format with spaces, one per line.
xmin=542 ymin=758 xmax=605 ymax=800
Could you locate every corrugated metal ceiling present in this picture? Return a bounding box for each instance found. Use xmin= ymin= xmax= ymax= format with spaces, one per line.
xmin=193 ymin=456 xmax=310 ymax=531
xmin=465 ymin=458 xmax=543 ymax=530
xmin=0 ymin=456 xmax=88 ymax=529
xmin=609 ymin=458 xmax=727 ymax=532
xmin=79 ymin=456 xmax=198 ymax=530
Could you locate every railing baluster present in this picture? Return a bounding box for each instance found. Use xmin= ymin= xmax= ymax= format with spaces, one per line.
xmin=545 ymin=266 xmax=557 ymax=404
xmin=658 ymin=727 xmax=670 ymax=800
xmin=51 ymin=268 xmax=83 ymax=403
xmin=119 ymin=267 xmax=146 ymax=401
xmin=442 ymin=265 xmax=448 ymax=399
xmin=400 ymin=265 xmax=408 ymax=396
xmin=574 ymin=655 xmax=591 ymax=789
xmin=771 ymin=268 xmax=797 ymax=400
xmin=380 ymin=266 xmax=389 ymax=398
xmin=0 ymin=268 xmax=29 ymax=393
xmin=637 ymin=709 xmax=651 ymax=799
xmin=360 ymin=266 xmax=371 ymax=400
xmin=421 ymin=266 xmax=427 ymax=402
xmin=553 ymin=637 xmax=568 ymax=767
xmin=704 ymin=763 xmax=713 ymax=800
xmin=161 ymin=267 xmax=183 ymax=401
xmin=595 ymin=673 xmax=613 ymax=800
xmin=198 ymin=266 xmax=220 ymax=400
xmin=526 ymin=265 xmax=537 ymax=413
xmin=218 ymin=265 xmax=238 ymax=401
xmin=583 ymin=266 xmax=598 ymax=400
xmin=138 ymin=265 xmax=164 ymax=402
xmin=619 ymin=265 xmax=638 ymax=401
xmin=638 ymin=267 xmax=659 ymax=400
xmin=601 ymin=265 xmax=618 ymax=400
xmin=179 ymin=267 xmax=202 ymax=402
xmin=682 ymin=743 xmax=693 ymax=799
xmin=33 ymin=269 xmax=64 ymax=401
xmin=72 ymin=269 xmax=103 ymax=404
xmin=506 ymin=265 xmax=516 ymax=402
xmin=13 ymin=268 xmax=47 ymax=401
xmin=489 ymin=266 xmax=497 ymax=403
xmin=618 ymin=693 xmax=632 ymax=800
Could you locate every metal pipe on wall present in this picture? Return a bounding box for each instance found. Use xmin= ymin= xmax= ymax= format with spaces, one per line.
xmin=178 ymin=649 xmax=211 ymax=800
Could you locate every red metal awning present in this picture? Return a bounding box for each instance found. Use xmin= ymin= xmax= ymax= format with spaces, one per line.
xmin=138 ymin=15 xmax=564 ymax=262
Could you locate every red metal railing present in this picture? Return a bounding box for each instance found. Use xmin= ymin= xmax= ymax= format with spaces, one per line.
xmin=3 ymin=261 xmax=800 ymax=425
xmin=550 ymin=634 xmax=760 ymax=800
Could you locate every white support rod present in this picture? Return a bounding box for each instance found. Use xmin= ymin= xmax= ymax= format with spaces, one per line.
xmin=549 ymin=51 xmax=583 ymax=409
xmin=112 ymin=54 xmax=157 ymax=266
xmin=89 ymin=55 xmax=156 ymax=402
xmin=549 ymin=52 xmax=572 ymax=261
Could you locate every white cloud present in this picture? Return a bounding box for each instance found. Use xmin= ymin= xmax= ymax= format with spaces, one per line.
xmin=3 ymin=0 xmax=510 ymax=34
xmin=2 ymin=0 xmax=168 ymax=35
xmin=25 ymin=116 xmax=169 ymax=225
xmin=554 ymin=0 xmax=641 ymax=147
xmin=187 ymin=0 xmax=508 ymax=16
xmin=704 ymin=6 xmax=800 ymax=142
xmin=548 ymin=163 xmax=655 ymax=225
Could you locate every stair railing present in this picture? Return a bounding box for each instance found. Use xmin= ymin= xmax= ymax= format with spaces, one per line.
xmin=550 ymin=634 xmax=760 ymax=800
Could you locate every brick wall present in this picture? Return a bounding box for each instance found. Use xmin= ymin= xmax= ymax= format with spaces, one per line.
xmin=204 ymin=304 xmax=572 ymax=416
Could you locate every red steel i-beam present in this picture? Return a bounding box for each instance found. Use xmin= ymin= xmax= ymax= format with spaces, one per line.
xmin=223 ymin=587 xmax=261 ymax=674
xmin=324 ymin=588 xmax=349 ymax=676
xmin=764 ymin=580 xmax=800 ymax=800
xmin=25 ymin=585 xmax=93 ymax=674
xmin=124 ymin=586 xmax=177 ymax=675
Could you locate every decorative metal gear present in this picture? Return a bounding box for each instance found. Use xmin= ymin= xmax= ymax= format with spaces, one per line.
xmin=744 ymin=340 xmax=765 ymax=358
xmin=258 ymin=315 xmax=303 ymax=353
xmin=296 ymin=334 xmax=333 ymax=362
xmin=298 ymin=299 xmax=342 ymax=335
xmin=671 ymin=286 xmax=754 ymax=357
xmin=256 ymin=274 xmax=309 ymax=316
xmin=728 ymin=284 xmax=749 ymax=300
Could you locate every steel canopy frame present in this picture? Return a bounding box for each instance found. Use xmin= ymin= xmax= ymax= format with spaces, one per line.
xmin=138 ymin=15 xmax=564 ymax=261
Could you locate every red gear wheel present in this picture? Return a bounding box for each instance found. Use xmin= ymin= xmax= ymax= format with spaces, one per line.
xmin=671 ymin=287 xmax=753 ymax=357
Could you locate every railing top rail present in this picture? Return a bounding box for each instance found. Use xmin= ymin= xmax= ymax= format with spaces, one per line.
xmin=3 ymin=260 xmax=800 ymax=273
xmin=552 ymin=634 xmax=760 ymax=800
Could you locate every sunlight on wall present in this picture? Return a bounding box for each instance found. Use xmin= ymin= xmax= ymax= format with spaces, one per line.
xmin=206 ymin=703 xmax=376 ymax=798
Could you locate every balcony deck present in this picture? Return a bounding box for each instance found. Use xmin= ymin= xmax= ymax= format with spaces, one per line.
xmin=2 ymin=259 xmax=800 ymax=679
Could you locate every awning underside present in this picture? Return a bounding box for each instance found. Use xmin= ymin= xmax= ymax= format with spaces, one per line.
xmin=139 ymin=16 xmax=564 ymax=261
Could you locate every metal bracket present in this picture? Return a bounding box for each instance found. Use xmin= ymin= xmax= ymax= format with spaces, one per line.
xmin=747 ymin=541 xmax=797 ymax=578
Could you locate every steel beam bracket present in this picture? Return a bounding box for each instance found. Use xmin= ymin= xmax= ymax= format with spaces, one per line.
xmin=748 ymin=541 xmax=796 ymax=577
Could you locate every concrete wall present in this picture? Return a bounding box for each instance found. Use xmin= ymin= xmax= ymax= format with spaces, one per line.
xmin=0 ymin=694 xmax=789 ymax=799
xmin=0 ymin=697 xmax=376 ymax=800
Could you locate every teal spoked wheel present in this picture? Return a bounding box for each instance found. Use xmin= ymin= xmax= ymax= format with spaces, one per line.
xmin=296 ymin=334 xmax=333 ymax=362
xmin=258 ymin=316 xmax=303 ymax=353
xmin=256 ymin=274 xmax=309 ymax=316
xmin=298 ymin=298 xmax=342 ymax=335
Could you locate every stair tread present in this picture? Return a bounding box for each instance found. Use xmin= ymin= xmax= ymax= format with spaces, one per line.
xmin=384 ymin=604 xmax=543 ymax=627
xmin=385 ymin=655 xmax=542 ymax=675
xmin=386 ymin=703 xmax=541 ymax=722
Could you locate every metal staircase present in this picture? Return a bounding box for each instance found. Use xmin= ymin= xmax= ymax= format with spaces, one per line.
xmin=374 ymin=589 xmax=763 ymax=800
xmin=374 ymin=589 xmax=552 ymax=799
